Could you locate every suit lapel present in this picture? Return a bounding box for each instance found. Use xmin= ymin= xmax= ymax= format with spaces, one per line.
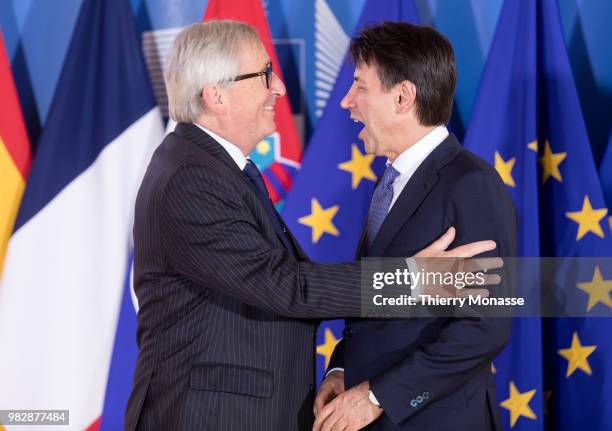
xmin=175 ymin=123 xmax=246 ymax=177
xmin=174 ymin=123 xmax=306 ymax=259
xmin=367 ymin=134 xmax=463 ymax=256
xmin=355 ymin=217 xmax=369 ymax=259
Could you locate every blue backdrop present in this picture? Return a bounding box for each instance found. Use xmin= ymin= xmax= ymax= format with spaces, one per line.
xmin=1 ymin=0 xmax=611 ymax=163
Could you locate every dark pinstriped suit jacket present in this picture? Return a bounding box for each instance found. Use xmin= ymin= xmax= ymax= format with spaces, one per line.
xmin=125 ymin=123 xmax=363 ymax=431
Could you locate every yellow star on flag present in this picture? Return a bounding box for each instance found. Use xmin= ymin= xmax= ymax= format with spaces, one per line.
xmin=527 ymin=140 xmax=538 ymax=152
xmin=338 ymin=144 xmax=377 ymax=189
xmin=539 ymin=140 xmax=567 ymax=184
xmin=500 ymin=381 xmax=537 ymax=428
xmin=255 ymin=140 xmax=271 ymax=155
xmin=316 ymin=328 xmax=340 ymax=369
xmin=495 ymin=151 xmax=516 ymax=187
xmin=576 ymin=266 xmax=612 ymax=312
xmin=558 ymin=331 xmax=597 ymax=378
xmin=298 ymin=198 xmax=340 ymax=243
xmin=565 ymin=195 xmax=608 ymax=240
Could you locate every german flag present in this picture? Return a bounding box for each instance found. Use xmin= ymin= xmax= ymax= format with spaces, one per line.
xmin=0 ymin=32 xmax=31 ymax=275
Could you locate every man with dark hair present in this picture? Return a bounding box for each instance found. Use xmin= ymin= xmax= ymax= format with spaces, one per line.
xmin=313 ymin=22 xmax=516 ymax=431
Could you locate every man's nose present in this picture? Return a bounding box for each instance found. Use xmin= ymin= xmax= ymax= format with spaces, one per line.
xmin=340 ymin=86 xmax=355 ymax=109
xmin=270 ymin=72 xmax=286 ymax=97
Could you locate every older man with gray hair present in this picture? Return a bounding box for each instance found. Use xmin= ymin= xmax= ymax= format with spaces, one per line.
xmin=125 ymin=20 xmax=498 ymax=431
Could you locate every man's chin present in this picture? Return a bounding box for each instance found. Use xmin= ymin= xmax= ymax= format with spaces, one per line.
xmin=263 ymin=126 xmax=276 ymax=138
xmin=359 ymin=131 xmax=375 ymax=154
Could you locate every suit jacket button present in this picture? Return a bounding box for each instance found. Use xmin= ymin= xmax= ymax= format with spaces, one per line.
xmin=310 ymin=384 xmax=315 ymax=391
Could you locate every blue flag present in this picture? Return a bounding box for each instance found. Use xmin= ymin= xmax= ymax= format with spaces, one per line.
xmin=464 ymin=0 xmax=612 ymax=430
xmin=533 ymin=1 xmax=612 ymax=430
xmin=463 ymin=0 xmax=543 ymax=429
xmin=100 ymin=254 xmax=139 ymax=431
xmin=599 ymin=132 xmax=612 ymax=212
xmin=282 ymin=0 xmax=420 ymax=384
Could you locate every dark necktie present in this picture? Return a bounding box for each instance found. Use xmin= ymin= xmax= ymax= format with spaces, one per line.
xmin=367 ymin=165 xmax=400 ymax=248
xmin=243 ymin=160 xmax=296 ymax=254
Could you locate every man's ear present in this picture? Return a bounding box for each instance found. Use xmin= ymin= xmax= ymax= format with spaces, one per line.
xmin=201 ymin=85 xmax=228 ymax=115
xmin=396 ymin=80 xmax=416 ymax=114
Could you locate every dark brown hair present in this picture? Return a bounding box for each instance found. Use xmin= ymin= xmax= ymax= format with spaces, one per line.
xmin=350 ymin=21 xmax=456 ymax=126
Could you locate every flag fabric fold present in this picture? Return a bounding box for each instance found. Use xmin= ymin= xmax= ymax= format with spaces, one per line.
xmin=464 ymin=0 xmax=612 ymax=429
xmin=598 ymin=132 xmax=612 ymax=221
xmin=463 ymin=1 xmax=543 ymax=429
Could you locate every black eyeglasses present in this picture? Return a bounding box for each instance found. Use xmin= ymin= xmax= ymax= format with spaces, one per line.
xmin=232 ymin=61 xmax=273 ymax=89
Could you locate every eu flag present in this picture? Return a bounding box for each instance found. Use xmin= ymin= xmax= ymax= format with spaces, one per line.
xmin=463 ymin=0 xmax=542 ymax=428
xmin=282 ymin=0 xmax=420 ymax=384
xmin=534 ymin=0 xmax=612 ymax=429
xmin=464 ymin=0 xmax=612 ymax=429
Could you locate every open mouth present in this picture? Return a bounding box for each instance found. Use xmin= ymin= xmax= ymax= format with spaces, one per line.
xmin=351 ymin=118 xmax=366 ymax=139
xmin=358 ymin=125 xmax=369 ymax=143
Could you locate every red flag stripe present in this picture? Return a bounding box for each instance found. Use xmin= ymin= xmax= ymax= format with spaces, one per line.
xmin=268 ymin=161 xmax=293 ymax=192
xmin=0 ymin=32 xmax=31 ymax=179
xmin=262 ymin=175 xmax=281 ymax=203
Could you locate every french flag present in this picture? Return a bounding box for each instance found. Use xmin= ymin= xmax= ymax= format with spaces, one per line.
xmin=0 ymin=0 xmax=164 ymax=429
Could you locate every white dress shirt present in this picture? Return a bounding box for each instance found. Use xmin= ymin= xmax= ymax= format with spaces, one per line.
xmin=193 ymin=122 xmax=247 ymax=170
xmin=389 ymin=125 xmax=449 ymax=209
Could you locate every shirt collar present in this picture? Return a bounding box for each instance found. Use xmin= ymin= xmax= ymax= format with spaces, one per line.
xmin=388 ymin=125 xmax=449 ymax=174
xmin=193 ymin=122 xmax=248 ymax=170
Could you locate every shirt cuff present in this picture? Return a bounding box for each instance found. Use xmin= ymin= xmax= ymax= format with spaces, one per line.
xmin=369 ymin=389 xmax=381 ymax=407
xmin=405 ymin=257 xmax=421 ymax=298
xmin=325 ymin=367 xmax=344 ymax=378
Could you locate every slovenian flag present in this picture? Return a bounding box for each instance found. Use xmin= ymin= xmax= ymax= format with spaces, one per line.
xmin=0 ymin=0 xmax=164 ymax=429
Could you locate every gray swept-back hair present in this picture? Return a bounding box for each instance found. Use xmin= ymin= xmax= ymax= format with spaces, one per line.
xmin=165 ymin=20 xmax=260 ymax=122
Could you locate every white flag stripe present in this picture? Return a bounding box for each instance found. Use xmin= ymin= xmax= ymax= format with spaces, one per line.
xmin=0 ymin=108 xmax=164 ymax=430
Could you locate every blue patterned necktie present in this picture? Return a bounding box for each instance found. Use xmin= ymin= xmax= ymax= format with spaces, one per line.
xmin=243 ymin=160 xmax=296 ymax=254
xmin=367 ymin=165 xmax=400 ymax=248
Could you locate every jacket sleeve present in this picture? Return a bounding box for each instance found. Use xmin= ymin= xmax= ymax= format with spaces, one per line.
xmin=161 ymin=165 xmax=362 ymax=319
xmin=369 ymin=169 xmax=516 ymax=426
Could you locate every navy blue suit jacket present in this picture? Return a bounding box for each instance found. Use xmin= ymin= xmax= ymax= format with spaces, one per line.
xmin=328 ymin=134 xmax=516 ymax=430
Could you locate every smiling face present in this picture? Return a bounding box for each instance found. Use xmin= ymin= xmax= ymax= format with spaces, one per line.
xmin=340 ymin=62 xmax=399 ymax=157
xmin=223 ymin=41 xmax=286 ymax=153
